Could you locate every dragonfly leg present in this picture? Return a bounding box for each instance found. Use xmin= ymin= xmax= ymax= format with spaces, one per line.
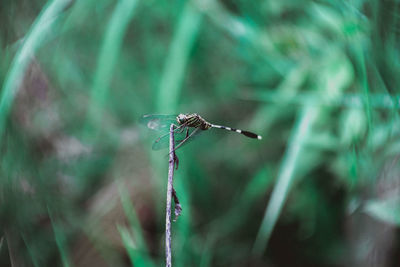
xmin=154 ymin=123 xmax=186 ymax=143
xmin=177 ymin=126 xmax=186 ymax=134
xmin=173 ymin=128 xmax=189 ymax=152
xmin=170 ymin=127 xmax=200 ymax=155
xmin=185 ymin=127 xmax=189 ymax=138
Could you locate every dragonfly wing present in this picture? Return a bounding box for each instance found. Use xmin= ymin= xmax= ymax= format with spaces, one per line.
xmin=140 ymin=114 xmax=178 ymax=131
xmin=151 ymin=134 xmax=171 ymax=150
xmin=152 ymin=127 xmax=204 ymax=151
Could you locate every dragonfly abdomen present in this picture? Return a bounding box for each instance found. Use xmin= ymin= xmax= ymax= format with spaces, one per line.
xmin=211 ymin=124 xmax=262 ymax=140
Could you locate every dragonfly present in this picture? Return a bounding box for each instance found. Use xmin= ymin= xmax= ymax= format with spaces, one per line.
xmin=140 ymin=113 xmax=262 ymax=152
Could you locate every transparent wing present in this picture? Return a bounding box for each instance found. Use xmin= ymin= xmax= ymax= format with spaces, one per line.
xmin=152 ymin=127 xmax=204 ymax=151
xmin=139 ymin=114 xmax=178 ymax=132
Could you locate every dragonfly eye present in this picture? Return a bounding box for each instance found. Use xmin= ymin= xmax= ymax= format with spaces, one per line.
xmin=177 ymin=114 xmax=186 ymax=124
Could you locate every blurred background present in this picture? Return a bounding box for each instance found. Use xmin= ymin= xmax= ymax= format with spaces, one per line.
xmin=1 ymin=0 xmax=400 ymax=266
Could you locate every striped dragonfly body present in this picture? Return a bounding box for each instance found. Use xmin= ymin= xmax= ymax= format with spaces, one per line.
xmin=140 ymin=113 xmax=262 ymax=151
xmin=176 ymin=113 xmax=211 ymax=130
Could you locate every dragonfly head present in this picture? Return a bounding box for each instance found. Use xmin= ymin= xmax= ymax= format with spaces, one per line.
xmin=177 ymin=114 xmax=187 ymax=125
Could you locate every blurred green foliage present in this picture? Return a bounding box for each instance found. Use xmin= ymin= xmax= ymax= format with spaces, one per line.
xmin=1 ymin=0 xmax=400 ymax=266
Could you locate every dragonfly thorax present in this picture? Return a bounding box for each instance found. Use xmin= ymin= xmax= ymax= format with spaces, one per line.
xmin=176 ymin=113 xmax=211 ymax=130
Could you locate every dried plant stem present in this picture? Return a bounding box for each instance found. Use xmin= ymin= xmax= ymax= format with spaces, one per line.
xmin=165 ymin=124 xmax=176 ymax=267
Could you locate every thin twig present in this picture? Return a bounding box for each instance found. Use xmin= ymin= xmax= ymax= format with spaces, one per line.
xmin=165 ymin=124 xmax=176 ymax=267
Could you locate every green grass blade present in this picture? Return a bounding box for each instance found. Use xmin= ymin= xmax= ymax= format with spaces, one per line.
xmin=117 ymin=225 xmax=150 ymax=267
xmin=20 ymin=233 xmax=41 ymax=267
xmin=244 ymin=91 xmax=400 ymax=110
xmin=252 ymin=105 xmax=319 ymax=256
xmin=0 ymin=0 xmax=72 ymax=138
xmin=48 ymin=207 xmax=71 ymax=267
xmin=85 ymin=0 xmax=139 ymax=136
xmin=156 ymin=1 xmax=202 ymax=112
xmin=117 ymin=181 xmax=155 ymax=267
